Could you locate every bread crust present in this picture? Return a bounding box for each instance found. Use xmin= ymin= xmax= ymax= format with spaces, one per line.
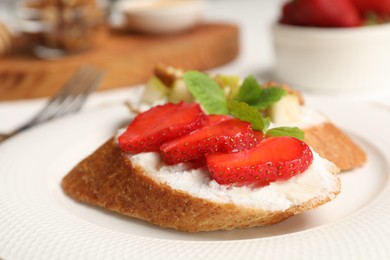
xmin=261 ymin=80 xmax=366 ymax=171
xmin=62 ymin=138 xmax=340 ymax=232
xmin=304 ymin=122 xmax=366 ymax=172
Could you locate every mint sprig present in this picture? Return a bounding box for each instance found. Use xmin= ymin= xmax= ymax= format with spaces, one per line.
xmin=228 ymin=100 xmax=269 ymax=131
xmin=182 ymin=71 xmax=304 ymax=140
xmin=234 ymin=75 xmax=262 ymax=105
xmin=228 ymin=100 xmax=304 ymax=140
xmin=183 ymin=71 xmax=228 ymax=115
xmin=267 ymin=126 xmax=304 ymax=141
xmin=234 ymin=75 xmax=287 ymax=110
xmin=252 ymin=87 xmax=287 ymax=110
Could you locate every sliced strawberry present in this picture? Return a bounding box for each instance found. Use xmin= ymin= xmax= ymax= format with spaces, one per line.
xmin=160 ymin=118 xmax=262 ymax=164
xmin=118 ymin=102 xmax=204 ymax=153
xmin=201 ymin=114 xmax=232 ymax=125
xmin=207 ymin=136 xmax=313 ymax=187
xmin=280 ymin=0 xmax=362 ymax=27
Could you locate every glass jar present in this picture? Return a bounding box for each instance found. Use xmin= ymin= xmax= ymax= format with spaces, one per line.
xmin=17 ymin=0 xmax=104 ymax=59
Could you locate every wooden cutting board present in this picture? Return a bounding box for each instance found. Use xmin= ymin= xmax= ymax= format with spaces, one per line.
xmin=0 ymin=23 xmax=239 ymax=101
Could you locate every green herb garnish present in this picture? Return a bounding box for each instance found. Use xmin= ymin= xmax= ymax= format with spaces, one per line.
xmin=235 ymin=75 xmax=287 ymax=109
xmin=252 ymin=87 xmax=287 ymax=109
xmin=183 ymin=71 xmax=228 ymax=115
xmin=267 ymin=126 xmax=304 ymax=141
xmin=182 ymin=71 xmax=304 ymax=140
xmin=228 ymin=100 xmax=269 ymax=132
xmin=234 ymin=75 xmax=262 ymax=105
xmin=229 ymin=100 xmax=304 ymax=140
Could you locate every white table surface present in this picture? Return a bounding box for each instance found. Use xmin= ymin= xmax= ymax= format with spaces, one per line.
xmin=1 ymin=0 xmax=389 ymax=133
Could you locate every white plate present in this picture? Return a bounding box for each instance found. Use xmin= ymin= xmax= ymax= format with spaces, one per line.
xmin=1 ymin=98 xmax=390 ymax=259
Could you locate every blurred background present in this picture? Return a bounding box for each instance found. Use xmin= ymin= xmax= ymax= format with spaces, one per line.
xmin=0 ymin=0 xmax=283 ymax=99
xmin=1 ymin=0 xmax=389 ymax=134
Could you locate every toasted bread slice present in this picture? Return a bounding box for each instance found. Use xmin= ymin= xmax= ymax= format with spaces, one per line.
xmin=263 ymin=80 xmax=366 ymax=171
xmin=304 ymin=122 xmax=366 ymax=171
xmin=62 ymin=138 xmax=340 ymax=232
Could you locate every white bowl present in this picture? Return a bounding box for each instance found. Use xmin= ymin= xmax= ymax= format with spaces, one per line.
xmin=272 ymin=23 xmax=390 ymax=93
xmin=121 ymin=0 xmax=205 ymax=34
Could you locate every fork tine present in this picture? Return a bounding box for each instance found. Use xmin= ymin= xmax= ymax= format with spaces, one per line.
xmin=21 ymin=66 xmax=104 ymax=129
xmin=53 ymin=67 xmax=104 ymax=117
xmin=66 ymin=69 xmax=105 ymax=114
xmin=28 ymin=66 xmax=93 ymax=125
xmin=0 ymin=66 xmax=104 ymax=142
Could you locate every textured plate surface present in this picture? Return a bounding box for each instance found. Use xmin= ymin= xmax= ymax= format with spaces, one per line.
xmin=1 ymin=97 xmax=390 ymax=260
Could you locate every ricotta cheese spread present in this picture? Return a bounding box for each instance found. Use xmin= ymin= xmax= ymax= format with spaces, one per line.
xmin=128 ymin=150 xmax=339 ymax=212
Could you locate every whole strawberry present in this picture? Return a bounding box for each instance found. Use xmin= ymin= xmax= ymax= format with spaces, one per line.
xmin=352 ymin=0 xmax=390 ymax=20
xmin=280 ymin=0 xmax=362 ymax=27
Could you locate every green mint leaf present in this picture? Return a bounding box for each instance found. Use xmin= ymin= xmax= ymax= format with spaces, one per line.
xmin=234 ymin=75 xmax=262 ymax=105
xmin=267 ymin=127 xmax=305 ymax=141
xmin=183 ymin=71 xmax=228 ymax=115
xmin=228 ymin=100 xmax=269 ymax=132
xmin=262 ymin=117 xmax=271 ymax=133
xmin=252 ymin=87 xmax=287 ymax=110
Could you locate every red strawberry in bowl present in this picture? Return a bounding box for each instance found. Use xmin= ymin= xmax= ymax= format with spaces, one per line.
xmin=119 ymin=102 xmax=205 ymax=153
xmin=352 ymin=0 xmax=390 ymax=20
xmin=207 ymin=136 xmax=313 ymax=187
xmin=280 ymin=0 xmax=362 ymax=27
xmin=160 ymin=117 xmax=262 ymax=164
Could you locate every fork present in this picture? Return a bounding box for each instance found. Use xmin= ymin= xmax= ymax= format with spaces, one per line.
xmin=0 ymin=66 xmax=105 ymax=142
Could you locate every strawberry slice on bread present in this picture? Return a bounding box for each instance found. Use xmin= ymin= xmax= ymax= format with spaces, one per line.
xmin=119 ymin=102 xmax=204 ymax=153
xmin=207 ymin=136 xmax=313 ymax=187
xmin=161 ymin=117 xmax=262 ymax=164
